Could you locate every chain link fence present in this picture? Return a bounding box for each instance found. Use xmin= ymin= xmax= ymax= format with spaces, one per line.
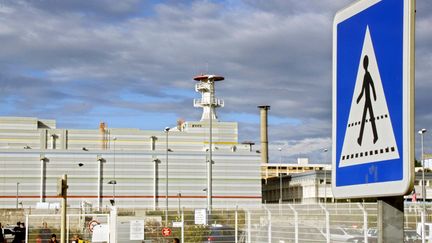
xmin=20 ymin=202 xmax=432 ymax=243
xmin=25 ymin=214 xmax=109 ymax=243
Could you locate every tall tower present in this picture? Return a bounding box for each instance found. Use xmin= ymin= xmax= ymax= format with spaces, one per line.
xmin=193 ymin=74 xmax=225 ymax=121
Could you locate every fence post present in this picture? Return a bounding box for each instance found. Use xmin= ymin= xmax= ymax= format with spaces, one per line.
xmin=288 ymin=204 xmax=299 ymax=243
xmin=235 ymin=206 xmax=238 ymax=243
xmin=421 ymin=209 xmax=426 ymax=243
xmin=110 ymin=206 xmax=118 ymax=243
xmin=181 ymin=207 xmax=184 ymax=243
xmin=67 ymin=214 xmax=70 ymax=243
xmin=357 ymin=203 xmax=368 ymax=243
xmin=264 ymin=205 xmax=271 ymax=243
xmin=25 ymin=214 xmax=29 ymax=243
xmin=320 ymin=204 xmax=330 ymax=243
xmin=246 ymin=209 xmax=251 ymax=243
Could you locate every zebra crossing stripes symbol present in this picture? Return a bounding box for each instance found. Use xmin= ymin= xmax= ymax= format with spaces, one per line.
xmin=339 ymin=26 xmax=400 ymax=168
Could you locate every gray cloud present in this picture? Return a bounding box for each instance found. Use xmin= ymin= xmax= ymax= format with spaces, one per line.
xmin=0 ymin=0 xmax=431 ymax=160
xmin=4 ymin=0 xmax=143 ymax=19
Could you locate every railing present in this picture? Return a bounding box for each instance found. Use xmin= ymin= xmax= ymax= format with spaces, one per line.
xmin=193 ymin=98 xmax=224 ymax=107
xmin=195 ymin=82 xmax=210 ymax=92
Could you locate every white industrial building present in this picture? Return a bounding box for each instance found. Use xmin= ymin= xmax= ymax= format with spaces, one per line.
xmin=0 ymin=75 xmax=262 ymax=209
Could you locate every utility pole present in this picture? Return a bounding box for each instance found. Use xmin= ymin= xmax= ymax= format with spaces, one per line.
xmin=165 ymin=127 xmax=170 ymax=225
xmin=58 ymin=174 xmax=68 ymax=243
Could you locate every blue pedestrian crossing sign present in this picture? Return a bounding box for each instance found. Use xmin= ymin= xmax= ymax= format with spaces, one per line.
xmin=332 ymin=0 xmax=415 ymax=198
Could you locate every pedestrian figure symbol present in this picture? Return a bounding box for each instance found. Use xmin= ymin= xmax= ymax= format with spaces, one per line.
xmin=356 ymin=55 xmax=378 ymax=146
xmin=338 ymin=26 xmax=399 ymax=168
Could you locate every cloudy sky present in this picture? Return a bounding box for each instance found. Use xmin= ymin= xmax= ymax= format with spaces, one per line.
xmin=0 ymin=0 xmax=430 ymax=163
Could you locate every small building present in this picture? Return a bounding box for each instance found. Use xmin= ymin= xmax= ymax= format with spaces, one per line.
xmin=263 ymin=169 xmax=332 ymax=204
xmin=263 ymin=167 xmax=432 ymax=204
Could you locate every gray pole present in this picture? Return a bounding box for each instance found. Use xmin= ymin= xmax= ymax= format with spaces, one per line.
xmin=418 ymin=129 xmax=427 ymax=203
xmin=278 ymin=148 xmax=282 ymax=204
xmin=113 ymin=137 xmax=116 ymax=203
xmin=165 ymin=127 xmax=170 ymax=225
xmin=377 ymin=197 xmax=404 ymax=243
xmin=208 ymin=77 xmax=213 ymax=213
xmin=40 ymin=158 xmax=45 ymax=202
xmin=178 ymin=192 xmax=181 ymax=215
xmin=422 ymin=132 xmax=425 ymax=203
xmin=279 ymin=173 xmax=282 ymax=204
xmin=323 ymin=149 xmax=328 ymax=204
xmin=60 ymin=174 xmax=67 ymax=243
xmin=153 ymin=159 xmax=158 ymax=210
xmin=16 ymin=182 xmax=19 ymax=209
xmin=97 ymin=157 xmax=102 ymax=211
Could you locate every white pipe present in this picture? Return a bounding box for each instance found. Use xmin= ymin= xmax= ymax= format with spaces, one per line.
xmin=98 ymin=158 xmax=102 ymax=211
xmin=421 ymin=209 xmax=426 ymax=243
xmin=40 ymin=158 xmax=44 ymax=202
xmin=246 ymin=210 xmax=251 ymax=243
xmin=235 ymin=206 xmax=238 ymax=243
xmin=181 ymin=208 xmax=184 ymax=243
xmin=154 ymin=159 xmax=158 ymax=210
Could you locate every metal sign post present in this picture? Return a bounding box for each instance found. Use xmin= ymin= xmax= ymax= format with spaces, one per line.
xmin=332 ymin=0 xmax=415 ymax=242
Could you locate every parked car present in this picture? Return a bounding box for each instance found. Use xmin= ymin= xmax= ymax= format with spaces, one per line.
xmin=321 ymin=226 xmax=363 ymax=242
xmin=404 ymin=229 xmax=421 ymax=243
xmin=270 ymin=224 xmax=327 ymax=242
xmin=347 ymin=229 xmax=421 ymax=243
xmin=367 ymin=228 xmax=378 ymax=237
xmin=346 ymin=236 xmax=378 ymax=243
xmin=2 ymin=227 xmax=16 ymax=242
xmin=203 ymin=225 xmax=237 ymax=242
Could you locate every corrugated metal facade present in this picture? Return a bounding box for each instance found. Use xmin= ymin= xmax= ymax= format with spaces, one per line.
xmin=0 ymin=117 xmax=261 ymax=208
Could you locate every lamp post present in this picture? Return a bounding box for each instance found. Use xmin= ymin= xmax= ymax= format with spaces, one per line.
xmin=165 ymin=127 xmax=170 ymax=225
xmin=278 ymin=147 xmax=282 ymax=204
xmin=323 ymin=149 xmax=328 ymax=205
xmin=108 ymin=137 xmax=117 ymax=206
xmin=107 ymin=180 xmax=116 ymax=206
xmin=419 ymin=129 xmax=427 ymax=203
xmin=16 ymin=182 xmax=20 ymax=209
xmin=208 ymin=76 xmax=214 ymax=213
xmin=177 ymin=192 xmax=181 ymax=216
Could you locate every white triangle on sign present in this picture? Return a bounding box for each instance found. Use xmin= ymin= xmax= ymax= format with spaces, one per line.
xmin=339 ymin=26 xmax=399 ymax=168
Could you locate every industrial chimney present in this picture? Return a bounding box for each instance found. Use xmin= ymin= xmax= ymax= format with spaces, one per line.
xmin=258 ymin=105 xmax=270 ymax=163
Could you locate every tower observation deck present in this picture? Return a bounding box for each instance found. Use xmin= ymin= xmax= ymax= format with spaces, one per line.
xmin=193 ymin=74 xmax=225 ymax=121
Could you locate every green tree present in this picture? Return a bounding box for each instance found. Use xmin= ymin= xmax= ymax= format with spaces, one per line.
xmin=415 ymin=158 xmax=422 ymax=167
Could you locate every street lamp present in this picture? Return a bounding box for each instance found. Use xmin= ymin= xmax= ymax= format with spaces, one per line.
xmin=110 ymin=137 xmax=117 ymax=206
xmin=278 ymin=147 xmax=282 ymax=204
xmin=164 ymin=127 xmax=170 ymax=225
xmin=107 ymin=180 xmax=117 ymax=206
xmin=419 ymin=129 xmax=427 ymax=203
xmin=177 ymin=192 xmax=182 ymax=216
xmin=323 ymin=149 xmax=329 ymax=205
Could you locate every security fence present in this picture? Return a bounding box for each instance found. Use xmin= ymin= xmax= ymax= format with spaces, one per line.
xmin=25 ymin=214 xmax=110 ymax=243
xmin=18 ymin=202 xmax=432 ymax=243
